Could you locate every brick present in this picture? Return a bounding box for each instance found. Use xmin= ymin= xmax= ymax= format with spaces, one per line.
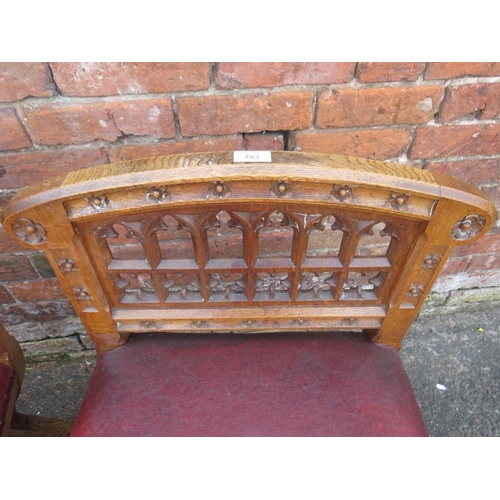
xmin=7 ymin=278 xmax=66 ymax=302
xmin=243 ymin=132 xmax=285 ymax=151
xmin=438 ymin=83 xmax=500 ymax=122
xmin=316 ymin=85 xmax=444 ymax=128
xmin=178 ymin=92 xmax=314 ymax=137
xmin=425 ymin=159 xmax=500 ymax=187
xmin=0 ymin=300 xmax=74 ymax=325
xmin=0 ymin=284 xmax=15 ymax=304
xmin=109 ymin=135 xmax=244 ymax=162
xmin=433 ymin=270 xmax=500 ymax=293
xmin=467 ymin=252 xmax=500 ymax=273
xmin=452 ymin=232 xmax=500 ymax=257
xmin=410 ymin=124 xmax=500 ymax=159
xmin=23 ymin=102 xmax=122 ymax=146
xmin=5 ymin=322 xmax=47 ymax=342
xmin=0 ymin=108 xmax=32 ymax=151
xmin=50 ymin=62 xmax=210 ymax=96
xmin=0 ymin=254 xmax=38 ymax=281
xmin=109 ymin=99 xmax=176 ymax=138
xmin=425 ymin=63 xmax=500 ymax=80
xmin=293 ymin=128 xmax=411 ymax=160
xmin=357 ymin=63 xmax=425 ymax=83
xmin=23 ymin=99 xmax=178 ymax=146
xmin=30 ymin=253 xmax=56 ymax=278
xmin=215 ymin=62 xmax=355 ymax=89
xmin=20 ymin=336 xmax=82 ymax=358
xmin=0 ymin=63 xmax=55 ymax=102
xmin=440 ymin=255 xmax=472 ymax=275
xmin=0 ymin=227 xmax=27 ymax=253
xmin=0 ymin=147 xmax=108 ymax=189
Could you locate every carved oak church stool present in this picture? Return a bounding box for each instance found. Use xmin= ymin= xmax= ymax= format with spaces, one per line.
xmin=1 ymin=152 xmax=494 ymax=436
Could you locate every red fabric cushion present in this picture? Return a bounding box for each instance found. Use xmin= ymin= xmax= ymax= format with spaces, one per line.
xmin=71 ymin=332 xmax=428 ymax=437
xmin=0 ymin=364 xmax=14 ymax=435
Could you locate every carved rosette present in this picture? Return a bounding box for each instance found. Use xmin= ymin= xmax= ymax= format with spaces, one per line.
xmin=147 ymin=186 xmax=169 ymax=203
xmin=271 ymin=181 xmax=292 ymax=198
xmin=389 ymin=193 xmax=409 ymax=211
xmin=88 ymin=194 xmax=109 ymax=211
xmin=331 ymin=185 xmax=352 ymax=202
xmin=451 ymin=215 xmax=486 ymax=241
xmin=207 ymin=181 xmax=230 ymax=199
xmin=73 ymin=288 xmax=91 ymax=301
xmin=422 ymin=255 xmax=442 ymax=269
xmin=57 ymin=259 xmax=77 ymax=273
xmin=11 ymin=218 xmax=47 ymax=245
xmin=407 ymin=284 xmax=425 ymax=297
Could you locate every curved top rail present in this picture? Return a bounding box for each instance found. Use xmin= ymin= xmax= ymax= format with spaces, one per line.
xmin=1 ymin=151 xmax=495 ymax=246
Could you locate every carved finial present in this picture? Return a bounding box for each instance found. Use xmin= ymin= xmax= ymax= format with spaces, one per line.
xmin=389 ymin=193 xmax=409 ymax=210
xmin=271 ymin=181 xmax=292 ymax=198
xmin=451 ymin=215 xmax=486 ymax=241
xmin=207 ymin=181 xmax=230 ymax=199
xmin=147 ymin=186 xmax=169 ymax=203
xmin=331 ymin=185 xmax=352 ymax=202
xmin=11 ymin=218 xmax=47 ymax=245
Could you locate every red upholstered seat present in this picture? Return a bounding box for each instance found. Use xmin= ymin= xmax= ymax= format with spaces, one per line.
xmin=0 ymin=364 xmax=14 ymax=435
xmin=71 ymin=332 xmax=427 ymax=437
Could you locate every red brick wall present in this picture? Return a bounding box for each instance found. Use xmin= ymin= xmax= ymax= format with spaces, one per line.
xmin=1 ymin=62 xmax=499 ymax=357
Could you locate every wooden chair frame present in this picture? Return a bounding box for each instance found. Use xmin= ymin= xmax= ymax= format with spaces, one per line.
xmin=1 ymin=152 xmax=495 ymax=355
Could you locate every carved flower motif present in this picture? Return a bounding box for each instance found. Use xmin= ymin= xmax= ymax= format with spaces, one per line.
xmin=407 ymin=284 xmax=425 ymax=297
xmin=331 ymin=185 xmax=352 ymax=202
xmin=451 ymin=215 xmax=486 ymax=241
xmin=389 ymin=193 xmax=409 ymax=210
xmin=207 ymin=181 xmax=230 ymax=199
xmin=88 ymin=194 xmax=109 ymax=211
xmin=422 ymin=255 xmax=441 ymax=269
xmin=256 ymin=273 xmax=290 ymax=298
xmin=271 ymin=181 xmax=292 ymax=198
xmin=147 ymin=186 xmax=169 ymax=203
xmin=11 ymin=218 xmax=47 ymax=245
xmin=300 ymin=272 xmax=335 ymax=295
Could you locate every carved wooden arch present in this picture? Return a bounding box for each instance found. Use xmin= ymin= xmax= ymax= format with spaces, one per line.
xmin=1 ymin=152 xmax=495 ymax=353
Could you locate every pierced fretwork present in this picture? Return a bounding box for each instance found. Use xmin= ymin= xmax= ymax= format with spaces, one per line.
xmin=81 ymin=205 xmax=408 ymax=308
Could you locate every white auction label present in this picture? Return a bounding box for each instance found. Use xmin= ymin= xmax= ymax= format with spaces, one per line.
xmin=233 ymin=151 xmax=272 ymax=163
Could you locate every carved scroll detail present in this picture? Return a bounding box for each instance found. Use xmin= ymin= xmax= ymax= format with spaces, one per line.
xmin=451 ymin=215 xmax=486 ymax=241
xmin=11 ymin=218 xmax=47 ymax=245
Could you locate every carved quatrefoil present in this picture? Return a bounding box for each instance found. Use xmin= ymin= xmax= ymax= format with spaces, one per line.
xmin=451 ymin=215 xmax=486 ymax=241
xmin=11 ymin=218 xmax=47 ymax=245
